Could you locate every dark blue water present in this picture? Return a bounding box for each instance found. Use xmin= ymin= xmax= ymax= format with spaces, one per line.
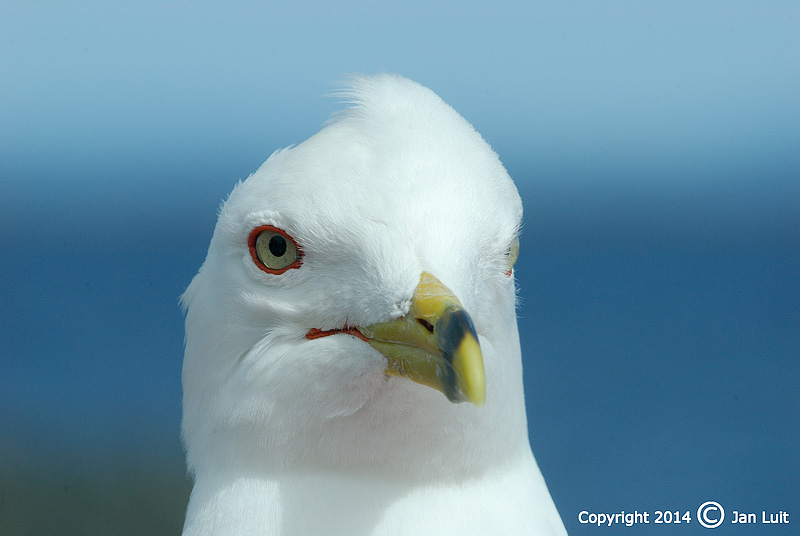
xmin=1 ymin=164 xmax=798 ymax=535
xmin=523 ymin=246 xmax=798 ymax=535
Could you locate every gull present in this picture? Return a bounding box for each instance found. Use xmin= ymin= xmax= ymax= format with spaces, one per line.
xmin=180 ymin=74 xmax=568 ymax=535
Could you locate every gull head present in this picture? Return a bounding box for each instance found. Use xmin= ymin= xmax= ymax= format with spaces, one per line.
xmin=181 ymin=74 xmax=527 ymax=479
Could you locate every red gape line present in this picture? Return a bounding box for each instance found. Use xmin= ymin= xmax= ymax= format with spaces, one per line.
xmin=306 ymin=327 xmax=369 ymax=343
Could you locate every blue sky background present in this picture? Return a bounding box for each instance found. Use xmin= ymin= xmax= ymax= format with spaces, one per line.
xmin=1 ymin=2 xmax=798 ymax=534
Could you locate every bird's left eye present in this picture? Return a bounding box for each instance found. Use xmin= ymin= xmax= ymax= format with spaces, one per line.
xmin=504 ymin=235 xmax=519 ymax=276
xmin=248 ymin=225 xmax=303 ymax=274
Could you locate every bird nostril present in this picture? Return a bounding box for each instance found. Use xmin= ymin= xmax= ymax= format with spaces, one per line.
xmin=417 ymin=318 xmax=434 ymax=333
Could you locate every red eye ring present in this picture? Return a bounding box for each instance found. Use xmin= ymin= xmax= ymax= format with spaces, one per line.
xmin=248 ymin=225 xmax=303 ymax=275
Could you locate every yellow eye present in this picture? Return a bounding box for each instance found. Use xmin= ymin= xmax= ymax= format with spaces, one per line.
xmin=248 ymin=225 xmax=303 ymax=274
xmin=504 ymin=235 xmax=519 ymax=276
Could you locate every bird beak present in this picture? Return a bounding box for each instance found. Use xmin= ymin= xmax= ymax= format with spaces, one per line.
xmin=357 ymin=272 xmax=486 ymax=406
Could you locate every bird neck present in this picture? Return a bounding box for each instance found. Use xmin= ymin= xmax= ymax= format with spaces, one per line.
xmin=182 ymin=447 xmax=555 ymax=536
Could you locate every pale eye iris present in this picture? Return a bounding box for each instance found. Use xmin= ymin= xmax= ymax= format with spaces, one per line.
xmin=249 ymin=226 xmax=302 ymax=274
xmin=504 ymin=236 xmax=520 ymax=275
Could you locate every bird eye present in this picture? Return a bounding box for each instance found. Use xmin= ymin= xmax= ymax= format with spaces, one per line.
xmin=248 ymin=225 xmax=303 ymax=274
xmin=504 ymin=235 xmax=519 ymax=276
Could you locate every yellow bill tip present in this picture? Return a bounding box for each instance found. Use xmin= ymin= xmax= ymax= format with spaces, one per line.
xmin=451 ymin=332 xmax=485 ymax=406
